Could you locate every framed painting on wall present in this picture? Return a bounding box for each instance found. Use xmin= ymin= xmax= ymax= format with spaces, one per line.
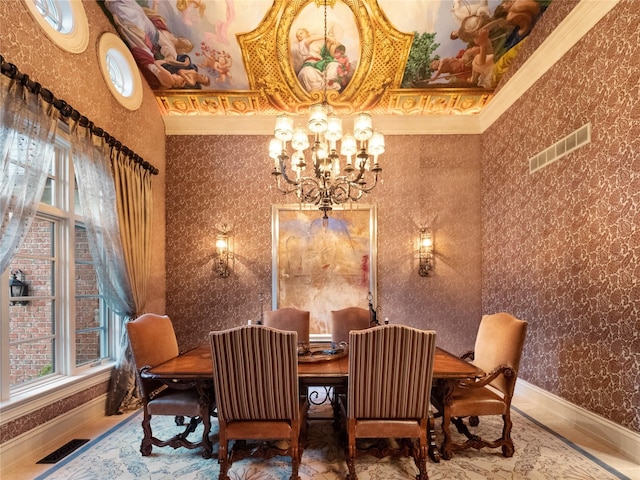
xmin=272 ymin=204 xmax=377 ymax=340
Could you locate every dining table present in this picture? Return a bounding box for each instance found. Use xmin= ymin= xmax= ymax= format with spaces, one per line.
xmin=142 ymin=342 xmax=484 ymax=462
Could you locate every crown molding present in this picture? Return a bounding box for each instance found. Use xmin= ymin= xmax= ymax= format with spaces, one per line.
xmin=163 ymin=0 xmax=619 ymax=136
xmin=162 ymin=113 xmax=484 ymax=136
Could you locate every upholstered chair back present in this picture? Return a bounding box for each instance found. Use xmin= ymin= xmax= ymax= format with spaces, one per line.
xmin=348 ymin=324 xmax=437 ymax=420
xmin=263 ymin=308 xmax=310 ymax=344
xmin=127 ymin=313 xmax=180 ymax=397
xmin=473 ymin=312 xmax=528 ymax=396
xmin=210 ymin=325 xmax=300 ymax=422
xmin=330 ymin=307 xmax=371 ymax=345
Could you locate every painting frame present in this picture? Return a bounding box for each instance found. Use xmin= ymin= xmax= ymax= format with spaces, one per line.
xmin=272 ymin=204 xmax=377 ymax=341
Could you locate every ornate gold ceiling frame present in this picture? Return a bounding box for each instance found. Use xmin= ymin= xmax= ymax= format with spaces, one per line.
xmin=154 ymin=0 xmax=494 ymax=118
xmin=238 ymin=0 xmax=413 ymax=115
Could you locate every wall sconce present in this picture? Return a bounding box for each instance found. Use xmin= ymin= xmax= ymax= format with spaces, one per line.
xmin=9 ymin=269 xmax=29 ymax=305
xmin=214 ymin=224 xmax=231 ymax=277
xmin=418 ymin=228 xmax=434 ymax=277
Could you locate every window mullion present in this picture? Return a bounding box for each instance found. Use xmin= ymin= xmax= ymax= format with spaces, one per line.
xmin=0 ymin=270 xmax=11 ymax=401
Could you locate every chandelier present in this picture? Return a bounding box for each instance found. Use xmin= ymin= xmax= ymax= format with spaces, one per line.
xmin=268 ymin=2 xmax=384 ymax=219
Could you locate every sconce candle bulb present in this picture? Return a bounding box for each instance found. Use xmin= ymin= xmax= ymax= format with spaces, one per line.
xmin=418 ymin=228 xmax=434 ymax=277
xmin=214 ymin=225 xmax=232 ymax=278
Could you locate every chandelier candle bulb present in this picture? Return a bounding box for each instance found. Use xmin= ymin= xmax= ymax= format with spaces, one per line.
xmin=275 ymin=114 xmax=294 ymax=141
xmin=269 ymin=138 xmax=282 ymax=169
xmin=326 ymin=116 xmax=343 ymax=141
xmin=308 ymin=104 xmax=328 ymax=133
xmin=292 ymin=128 xmax=309 ymax=151
xmin=353 ymin=113 xmax=373 ymax=141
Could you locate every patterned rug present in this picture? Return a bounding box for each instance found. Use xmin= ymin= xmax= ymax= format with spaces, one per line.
xmin=36 ymin=394 xmax=628 ymax=480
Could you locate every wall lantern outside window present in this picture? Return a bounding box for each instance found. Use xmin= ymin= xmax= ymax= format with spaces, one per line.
xmin=10 ymin=269 xmax=29 ymax=305
xmin=418 ymin=228 xmax=434 ymax=277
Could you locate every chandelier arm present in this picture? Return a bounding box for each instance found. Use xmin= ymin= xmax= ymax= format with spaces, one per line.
xmin=331 ymin=183 xmax=351 ymax=204
xmin=352 ymin=171 xmax=379 ymax=193
xmin=274 ymin=175 xmax=301 ymax=195
xmin=277 ymin=157 xmax=301 ymax=186
xmin=346 ymin=167 xmax=366 ymax=185
xmin=299 ymin=177 xmax=323 ymax=205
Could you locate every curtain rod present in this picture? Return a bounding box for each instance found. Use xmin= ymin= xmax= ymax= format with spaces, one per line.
xmin=0 ymin=53 xmax=159 ymax=175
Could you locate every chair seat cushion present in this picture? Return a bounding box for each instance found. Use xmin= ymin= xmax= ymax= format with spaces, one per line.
xmin=355 ymin=419 xmax=422 ymax=438
xmin=147 ymin=387 xmax=203 ymax=416
xmin=448 ymin=385 xmax=508 ymax=417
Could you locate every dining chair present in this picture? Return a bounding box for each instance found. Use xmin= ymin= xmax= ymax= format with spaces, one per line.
xmin=431 ymin=312 xmax=528 ymax=459
xmin=344 ymin=324 xmax=437 ymax=480
xmin=209 ymin=325 xmax=308 ymax=480
xmin=263 ymin=307 xmax=310 ymax=345
xmin=330 ymin=307 xmax=372 ymax=345
xmin=126 ymin=313 xmax=213 ymax=457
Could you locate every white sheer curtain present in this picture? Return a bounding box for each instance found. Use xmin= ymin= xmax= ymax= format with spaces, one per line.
xmin=0 ymin=75 xmax=58 ymax=273
xmin=71 ymin=123 xmax=138 ymax=414
xmin=71 ymin=123 xmax=135 ymax=316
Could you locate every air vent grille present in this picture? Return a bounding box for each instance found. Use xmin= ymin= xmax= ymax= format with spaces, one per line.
xmin=529 ymin=123 xmax=591 ymax=173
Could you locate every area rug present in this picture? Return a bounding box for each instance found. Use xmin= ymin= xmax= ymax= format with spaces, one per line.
xmin=36 ymin=396 xmax=629 ymax=480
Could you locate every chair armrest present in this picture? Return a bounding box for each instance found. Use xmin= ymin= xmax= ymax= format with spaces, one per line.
xmin=457 ymin=365 xmax=515 ymax=389
xmin=460 ymin=351 xmax=474 ymax=361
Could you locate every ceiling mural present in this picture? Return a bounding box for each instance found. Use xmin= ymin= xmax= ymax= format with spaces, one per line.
xmin=99 ymin=0 xmax=550 ymax=118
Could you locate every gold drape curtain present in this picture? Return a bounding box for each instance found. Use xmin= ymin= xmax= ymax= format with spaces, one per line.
xmin=106 ymin=148 xmax=154 ymax=414
xmin=113 ymin=148 xmax=153 ymax=312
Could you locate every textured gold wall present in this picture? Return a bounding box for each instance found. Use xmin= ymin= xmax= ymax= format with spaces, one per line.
xmin=482 ymin=0 xmax=640 ymax=433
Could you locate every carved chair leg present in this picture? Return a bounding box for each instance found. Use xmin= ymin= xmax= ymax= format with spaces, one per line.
xmin=501 ymin=413 xmax=515 ymax=457
xmin=290 ymin=420 xmax=302 ymax=480
xmin=217 ymin=457 xmax=229 ymax=480
xmin=290 ymin=444 xmax=300 ymax=480
xmin=346 ymin=419 xmax=357 ymax=480
xmin=140 ymin=408 xmax=153 ymax=456
xmin=218 ymin=426 xmax=229 ymax=480
xmin=414 ymin=434 xmax=429 ymax=480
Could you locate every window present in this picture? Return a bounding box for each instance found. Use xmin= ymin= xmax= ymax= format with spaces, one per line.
xmin=34 ymin=0 xmax=73 ymax=33
xmin=1 ymin=133 xmax=118 ymax=403
xmin=22 ymin=0 xmax=89 ymax=54
xmin=98 ymin=33 xmax=143 ymax=111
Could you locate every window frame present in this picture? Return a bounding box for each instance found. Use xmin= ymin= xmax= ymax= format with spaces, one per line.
xmin=98 ymin=32 xmax=143 ymax=111
xmin=22 ymin=0 xmax=89 ymax=54
xmin=0 ymin=128 xmax=119 ymax=416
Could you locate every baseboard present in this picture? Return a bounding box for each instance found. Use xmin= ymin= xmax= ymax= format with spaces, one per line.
xmin=0 ymin=394 xmax=107 ymax=472
xmin=515 ymin=379 xmax=640 ymax=463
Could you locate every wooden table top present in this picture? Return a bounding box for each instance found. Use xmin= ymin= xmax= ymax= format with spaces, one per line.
xmin=144 ymin=344 xmax=483 ymax=381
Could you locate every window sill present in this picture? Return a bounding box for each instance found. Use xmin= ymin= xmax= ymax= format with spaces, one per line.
xmin=0 ymin=362 xmax=115 ymax=425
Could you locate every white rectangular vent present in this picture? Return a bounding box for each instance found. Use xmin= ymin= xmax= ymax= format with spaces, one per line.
xmin=529 ymin=123 xmax=591 ymax=173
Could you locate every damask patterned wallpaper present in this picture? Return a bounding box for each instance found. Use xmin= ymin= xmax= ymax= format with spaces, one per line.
xmin=482 ymin=0 xmax=639 ymax=433
xmin=165 ymin=134 xmax=483 ymax=356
